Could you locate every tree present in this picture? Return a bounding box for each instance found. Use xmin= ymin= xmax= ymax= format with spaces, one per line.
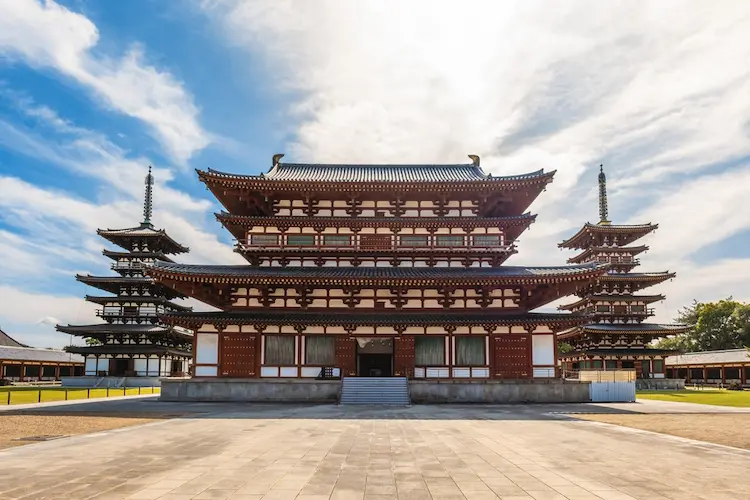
xmin=85 ymin=337 xmax=102 ymax=346
xmin=654 ymin=298 xmax=750 ymax=352
xmin=558 ymin=342 xmax=573 ymax=354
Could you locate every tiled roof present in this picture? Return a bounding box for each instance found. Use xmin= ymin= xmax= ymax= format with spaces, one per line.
xmin=0 ymin=345 xmax=84 ymax=363
xmin=0 ymin=328 xmax=28 ymax=348
xmin=65 ymin=345 xmax=192 ymax=357
xmin=97 ymin=223 xmax=189 ymax=254
xmin=161 ymin=311 xmax=585 ymax=327
xmin=559 ymin=223 xmax=657 ymax=249
xmin=564 ymin=348 xmax=678 ymax=357
xmin=203 ymin=163 xmax=553 ymax=184
xmin=102 ymin=249 xmax=174 ymax=263
xmin=581 ymin=323 xmax=690 ymax=333
xmin=75 ymin=274 xmax=185 ymax=298
xmin=666 ymin=349 xmax=750 ymax=366
xmin=84 ymin=296 xmax=192 ymax=312
xmin=55 ymin=323 xmax=183 ymax=336
xmin=600 ymin=272 xmax=675 ymax=281
xmin=150 ymin=262 xmax=605 ymax=284
xmin=559 ymin=294 xmax=665 ymax=310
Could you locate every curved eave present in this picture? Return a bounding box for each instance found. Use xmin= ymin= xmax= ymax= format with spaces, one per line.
xmin=216 ymin=212 xmax=538 ymax=241
xmin=559 ymin=223 xmax=658 ymax=250
xmin=198 ymin=166 xmax=555 ymax=186
xmin=567 ymin=245 xmax=649 ymax=264
xmin=559 ymin=294 xmax=666 ymax=310
xmin=147 ymin=264 xmax=608 ymax=287
xmin=560 ymin=348 xmax=680 ymax=358
xmin=599 ymin=272 xmax=675 ymax=286
xmin=75 ymin=275 xmax=187 ymax=298
xmin=160 ymin=311 xmax=587 ymax=329
xmin=84 ymin=295 xmax=192 ymax=312
xmin=97 ymin=228 xmax=189 ymax=254
xmin=102 ymin=249 xmax=175 ymax=263
xmin=66 ymin=345 xmax=192 ymax=357
xmin=558 ymin=323 xmax=690 ymax=339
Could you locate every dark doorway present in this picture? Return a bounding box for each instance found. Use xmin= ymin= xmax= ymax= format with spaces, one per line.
xmin=110 ymin=358 xmax=133 ymax=376
xmin=356 ymin=338 xmax=393 ymax=377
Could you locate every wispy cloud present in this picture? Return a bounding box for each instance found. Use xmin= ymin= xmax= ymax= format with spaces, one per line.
xmin=203 ymin=0 xmax=750 ymax=321
xmin=0 ymin=0 xmax=210 ymax=163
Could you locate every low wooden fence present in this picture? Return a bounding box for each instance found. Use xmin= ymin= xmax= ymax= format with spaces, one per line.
xmin=0 ymin=386 xmax=160 ymax=405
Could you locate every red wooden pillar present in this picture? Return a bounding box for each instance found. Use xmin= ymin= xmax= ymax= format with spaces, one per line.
xmin=703 ymin=367 xmax=708 ymax=382
xmin=393 ymin=336 xmax=415 ymax=378
xmin=335 ymin=336 xmax=356 ymax=377
xmin=721 ymin=365 xmax=726 ymax=385
xmin=20 ymin=363 xmax=25 ymax=382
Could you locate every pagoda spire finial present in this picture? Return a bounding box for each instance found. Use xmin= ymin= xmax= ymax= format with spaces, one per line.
xmin=598 ymin=164 xmax=610 ymax=225
xmin=142 ymin=165 xmax=154 ymax=227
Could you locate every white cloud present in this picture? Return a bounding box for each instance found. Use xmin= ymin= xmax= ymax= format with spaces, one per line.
xmin=203 ymin=0 xmax=750 ymax=321
xmin=0 ymin=0 xmax=209 ymax=163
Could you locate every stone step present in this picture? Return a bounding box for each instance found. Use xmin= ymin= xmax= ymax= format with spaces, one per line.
xmin=339 ymin=377 xmax=410 ymax=406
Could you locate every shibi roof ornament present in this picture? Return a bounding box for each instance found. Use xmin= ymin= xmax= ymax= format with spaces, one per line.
xmin=142 ymin=165 xmax=154 ymax=227
xmin=598 ymin=164 xmax=611 ymax=225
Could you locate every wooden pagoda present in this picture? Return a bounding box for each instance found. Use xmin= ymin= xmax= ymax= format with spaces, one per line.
xmin=56 ymin=168 xmax=193 ymax=379
xmin=557 ymin=166 xmax=689 ymax=378
xmin=148 ymin=155 xmax=608 ymax=381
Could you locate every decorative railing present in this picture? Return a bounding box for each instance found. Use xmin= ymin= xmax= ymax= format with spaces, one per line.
xmin=242 ymin=233 xmax=512 ymax=252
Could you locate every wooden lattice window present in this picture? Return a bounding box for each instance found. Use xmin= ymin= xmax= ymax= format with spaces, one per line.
xmin=287 ymin=235 xmax=316 ymax=246
xmin=250 ymin=234 xmax=279 ymax=246
xmin=472 ymin=235 xmax=501 ymax=247
xmin=400 ymin=235 xmax=429 ymax=247
xmin=435 ymin=235 xmax=464 ymax=247
xmin=323 ymin=235 xmax=351 ymax=246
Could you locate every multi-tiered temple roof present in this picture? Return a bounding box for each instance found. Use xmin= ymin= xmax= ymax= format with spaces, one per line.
xmin=146 ymin=155 xmax=608 ymax=381
xmin=56 ymin=168 xmax=193 ymax=377
xmin=558 ymin=166 xmax=689 ymax=376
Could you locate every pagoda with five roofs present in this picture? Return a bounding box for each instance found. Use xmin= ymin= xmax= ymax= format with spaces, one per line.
xmin=557 ymin=166 xmax=689 ymax=379
xmin=57 ymin=168 xmax=193 ymax=381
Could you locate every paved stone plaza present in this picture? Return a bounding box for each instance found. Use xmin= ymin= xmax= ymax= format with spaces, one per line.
xmin=1 ymin=399 xmax=749 ymax=500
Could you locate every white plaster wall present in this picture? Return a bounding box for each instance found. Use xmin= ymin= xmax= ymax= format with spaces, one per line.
xmin=532 ymin=335 xmax=555 ymax=366
xmin=134 ymin=358 xmax=148 ymax=376
xmin=196 ymin=334 xmax=218 ymax=364
xmin=85 ymin=358 xmax=98 ymax=375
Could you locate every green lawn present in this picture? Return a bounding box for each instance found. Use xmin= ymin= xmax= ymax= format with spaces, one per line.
xmin=637 ymin=389 xmax=750 ymax=407
xmin=0 ymin=386 xmax=159 ymax=405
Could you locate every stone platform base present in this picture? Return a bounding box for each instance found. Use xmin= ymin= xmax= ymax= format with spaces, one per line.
xmin=636 ymin=378 xmax=685 ymax=390
xmin=410 ymin=379 xmax=591 ymax=404
xmin=161 ymin=378 xmax=595 ymax=404
xmin=61 ymin=376 xmax=166 ymax=388
xmin=160 ymin=378 xmax=340 ymax=402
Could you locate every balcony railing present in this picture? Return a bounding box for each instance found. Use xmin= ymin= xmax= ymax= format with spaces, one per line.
xmin=241 ymin=234 xmax=512 ymax=252
xmin=111 ymin=261 xmax=147 ymax=271
xmin=585 ymin=307 xmax=656 ymax=316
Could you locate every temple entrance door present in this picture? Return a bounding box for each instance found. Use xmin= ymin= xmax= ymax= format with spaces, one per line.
xmin=110 ymin=358 xmax=133 ymax=376
xmin=356 ymin=338 xmax=393 ymax=377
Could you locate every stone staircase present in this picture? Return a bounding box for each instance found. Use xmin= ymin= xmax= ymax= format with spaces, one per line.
xmin=339 ymin=377 xmax=410 ymax=406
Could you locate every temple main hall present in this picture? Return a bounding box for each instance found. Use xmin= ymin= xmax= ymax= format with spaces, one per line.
xmin=149 ymin=155 xmax=610 ymax=402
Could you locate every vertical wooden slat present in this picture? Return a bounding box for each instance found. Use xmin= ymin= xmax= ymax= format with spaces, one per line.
xmin=394 ymin=336 xmax=415 ymax=378
xmin=335 ymin=336 xmax=356 ymax=376
xmin=492 ymin=334 xmax=531 ymax=379
xmin=220 ymin=333 xmax=257 ymax=377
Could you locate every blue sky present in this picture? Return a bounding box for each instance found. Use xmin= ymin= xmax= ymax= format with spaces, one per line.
xmin=1 ymin=0 xmax=750 ymax=348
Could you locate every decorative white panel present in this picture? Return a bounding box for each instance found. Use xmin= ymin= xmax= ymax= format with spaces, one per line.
xmin=196 ymin=333 xmax=218 ymax=364
xmin=261 ymin=366 xmax=279 ymax=377
xmin=452 ymin=368 xmax=471 ymax=378
xmin=654 ymin=373 xmax=665 ymax=379
xmin=414 ymin=367 xmax=426 ymax=378
xmin=471 ymin=368 xmax=489 ymax=378
xmin=134 ymin=359 xmax=148 ymax=376
xmin=195 ymin=366 xmax=217 ymax=377
xmin=301 ymin=367 xmax=321 ymax=378
xmin=97 ymin=358 xmax=110 ymax=372
xmin=533 ymin=368 xmax=555 ymax=378
xmin=84 ymin=358 xmax=98 ymax=375
xmin=426 ymin=367 xmax=450 ymax=378
xmin=532 ymin=335 xmax=555 ymax=366
xmin=279 ymin=367 xmax=299 ymax=377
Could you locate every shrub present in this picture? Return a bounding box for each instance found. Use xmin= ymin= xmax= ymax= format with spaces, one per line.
xmin=726 ymin=381 xmax=744 ymax=391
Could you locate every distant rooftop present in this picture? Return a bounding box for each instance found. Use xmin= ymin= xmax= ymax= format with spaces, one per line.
xmin=0 ymin=328 xmax=28 ymax=348
xmin=666 ymin=349 xmax=750 ymax=366
xmin=0 ymin=345 xmax=84 ymax=364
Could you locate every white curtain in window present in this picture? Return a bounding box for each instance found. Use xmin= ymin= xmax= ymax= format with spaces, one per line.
xmin=265 ymin=336 xmax=295 ymax=365
xmin=306 ymin=336 xmax=335 ymax=365
xmin=456 ymin=337 xmax=484 ymax=365
xmin=415 ymin=337 xmax=445 ymax=365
